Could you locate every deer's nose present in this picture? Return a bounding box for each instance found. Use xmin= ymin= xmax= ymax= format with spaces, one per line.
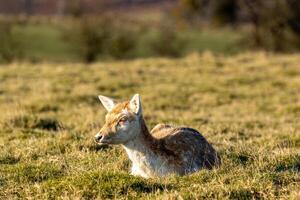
xmin=95 ymin=134 xmax=103 ymax=143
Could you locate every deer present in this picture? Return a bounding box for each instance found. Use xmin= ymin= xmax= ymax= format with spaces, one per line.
xmin=94 ymin=94 xmax=220 ymax=178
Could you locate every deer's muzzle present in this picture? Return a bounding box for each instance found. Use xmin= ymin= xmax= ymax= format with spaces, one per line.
xmin=94 ymin=133 xmax=103 ymax=143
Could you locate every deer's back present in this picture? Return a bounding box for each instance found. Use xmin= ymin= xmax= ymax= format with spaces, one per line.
xmin=150 ymin=124 xmax=220 ymax=174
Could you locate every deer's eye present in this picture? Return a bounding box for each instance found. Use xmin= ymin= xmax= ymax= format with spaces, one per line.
xmin=118 ymin=117 xmax=128 ymax=125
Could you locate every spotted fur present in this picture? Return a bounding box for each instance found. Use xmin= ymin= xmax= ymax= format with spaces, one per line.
xmin=95 ymin=94 xmax=220 ymax=178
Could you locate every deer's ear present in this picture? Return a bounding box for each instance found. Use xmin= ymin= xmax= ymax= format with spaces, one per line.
xmin=98 ymin=95 xmax=115 ymax=112
xmin=129 ymin=94 xmax=142 ymax=115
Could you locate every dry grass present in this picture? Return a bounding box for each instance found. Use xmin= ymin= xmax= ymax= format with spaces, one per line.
xmin=0 ymin=52 xmax=299 ymax=199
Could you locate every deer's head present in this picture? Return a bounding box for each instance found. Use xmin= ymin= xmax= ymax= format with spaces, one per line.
xmin=95 ymin=94 xmax=142 ymax=145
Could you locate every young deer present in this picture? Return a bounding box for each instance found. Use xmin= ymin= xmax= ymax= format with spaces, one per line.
xmin=95 ymin=94 xmax=220 ymax=178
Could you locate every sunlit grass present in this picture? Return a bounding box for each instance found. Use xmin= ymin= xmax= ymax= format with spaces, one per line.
xmin=0 ymin=52 xmax=299 ymax=199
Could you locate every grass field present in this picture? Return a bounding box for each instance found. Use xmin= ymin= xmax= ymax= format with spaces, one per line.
xmin=0 ymin=52 xmax=299 ymax=199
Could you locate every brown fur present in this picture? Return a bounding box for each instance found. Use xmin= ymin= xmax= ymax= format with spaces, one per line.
xmin=100 ymin=101 xmax=135 ymax=137
xmin=97 ymin=96 xmax=220 ymax=177
xmin=137 ymin=116 xmax=220 ymax=174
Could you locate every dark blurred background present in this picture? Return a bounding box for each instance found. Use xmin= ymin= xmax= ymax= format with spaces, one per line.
xmin=0 ymin=0 xmax=300 ymax=63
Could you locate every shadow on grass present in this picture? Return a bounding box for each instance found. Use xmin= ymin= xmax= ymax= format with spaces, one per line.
xmin=226 ymin=151 xmax=254 ymax=166
xmin=0 ymin=178 xmax=6 ymax=187
xmin=229 ymin=188 xmax=262 ymax=199
xmin=12 ymin=164 xmax=64 ymax=183
xmin=28 ymin=104 xmax=60 ymax=113
xmin=42 ymin=171 xmax=174 ymax=199
xmin=5 ymin=115 xmax=62 ymax=131
xmin=86 ymin=143 xmax=111 ymax=152
xmin=0 ymin=154 xmax=20 ymax=165
xmin=274 ymin=155 xmax=300 ymax=172
xmin=267 ymin=172 xmax=298 ymax=187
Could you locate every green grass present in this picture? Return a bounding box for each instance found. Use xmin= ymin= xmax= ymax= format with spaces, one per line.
xmin=175 ymin=28 xmax=244 ymax=56
xmin=12 ymin=23 xmax=77 ymax=62
xmin=7 ymin=21 xmax=244 ymax=62
xmin=0 ymin=52 xmax=299 ymax=199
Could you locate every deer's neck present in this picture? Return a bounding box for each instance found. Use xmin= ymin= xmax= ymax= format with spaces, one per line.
xmin=122 ymin=117 xmax=157 ymax=157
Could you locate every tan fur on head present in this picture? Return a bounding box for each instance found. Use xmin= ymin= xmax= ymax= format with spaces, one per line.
xmin=95 ymin=94 xmax=142 ymax=145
